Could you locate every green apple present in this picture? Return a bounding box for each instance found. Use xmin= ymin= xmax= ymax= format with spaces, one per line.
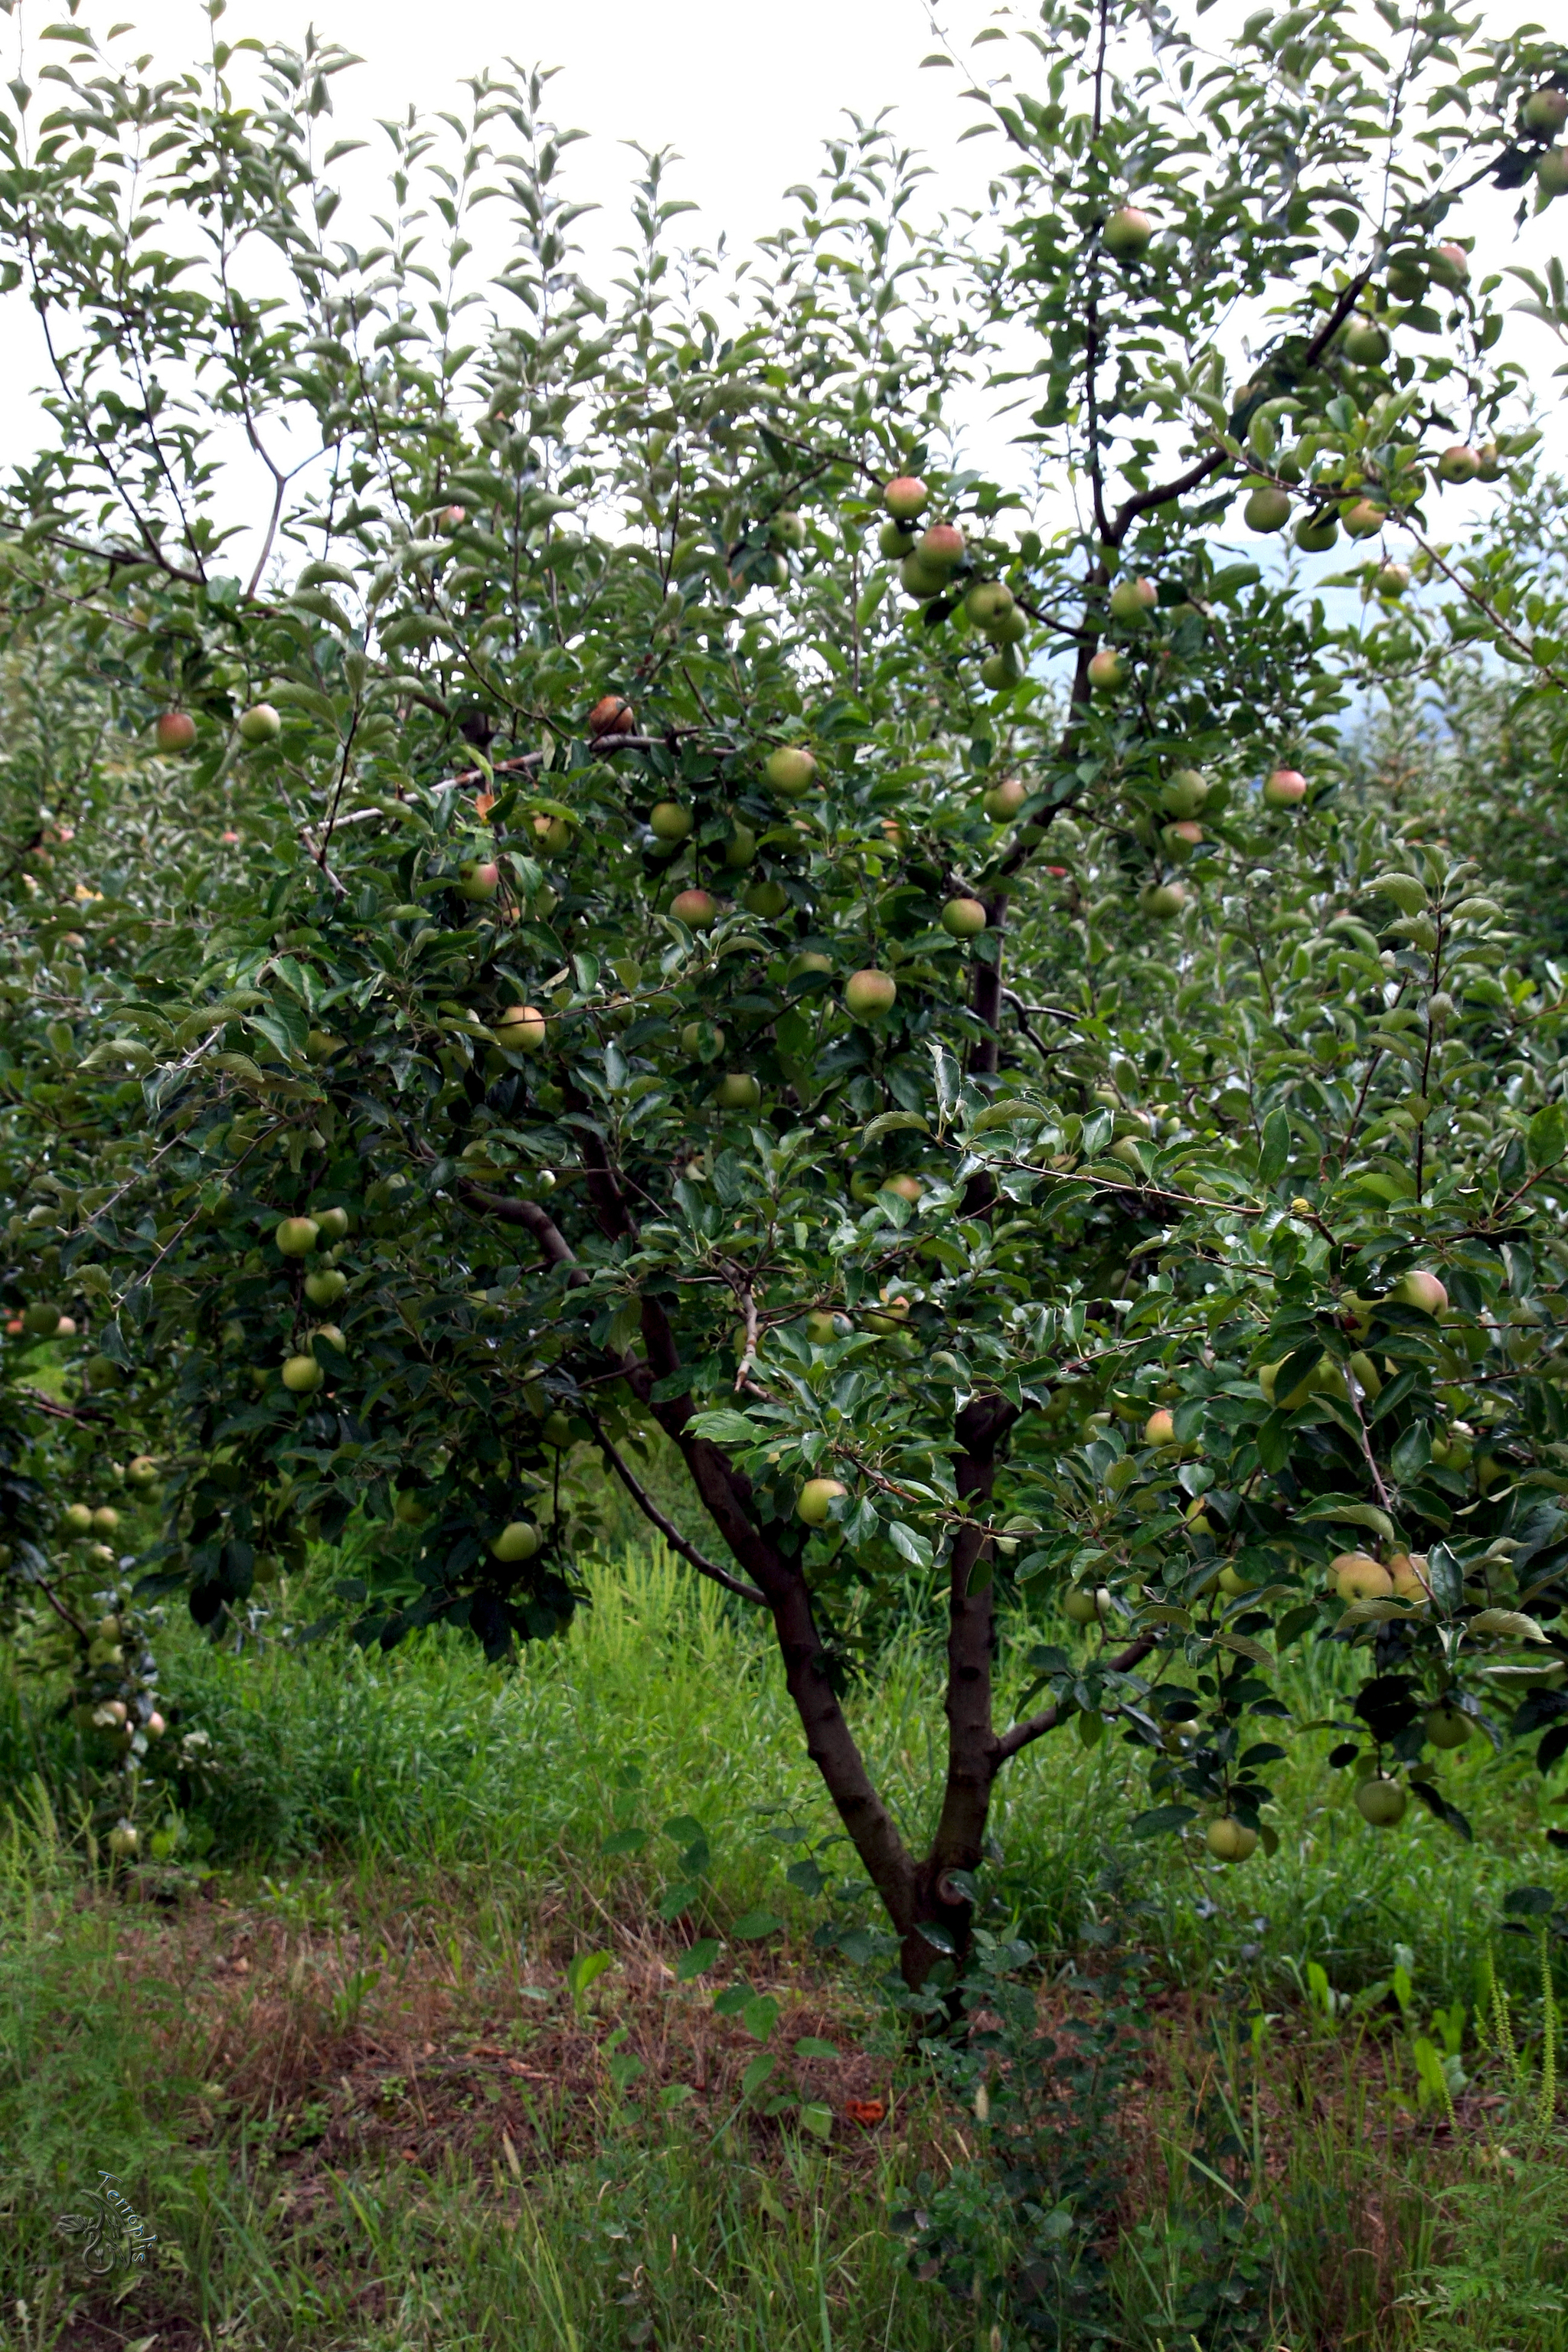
xmin=107 ymin=1823 xmax=139 ymax=1858
xmin=964 ymin=580 xmax=1014 ymax=629
xmin=1109 ymin=576 xmax=1157 ymax=622
xmin=1160 ymin=769 xmax=1208 ymax=817
xmin=1342 ymin=319 xmax=1390 ymax=365
xmin=237 ymin=702 xmax=281 ymax=744
xmin=1342 ymin=498 xmax=1387 ymax=537
xmin=1244 ymin=486 xmax=1292 ymax=533
xmin=797 ymin=1477 xmax=846 ymax=1526
xmin=1087 ymin=648 xmax=1125 ymax=692
xmin=1206 ymin=1817 xmax=1257 ymax=1863
xmin=1332 ymin=1550 xmax=1393 ymax=1602
xmin=1391 ymin=1269 xmax=1448 ymax=1315
xmin=1354 ymin=1777 xmax=1408 ymax=1828
xmin=1377 ymin=563 xmax=1410 ymax=598
xmin=649 ymin=801 xmax=693 ymax=842
xmin=1063 ymin=1586 xmax=1110 ymax=1624
xmin=305 ymin=1029 xmax=340 ymax=1061
xmin=982 ymin=776 xmax=1027 ymax=821
xmin=313 ymin=1206 xmax=350 ymax=1242
xmin=879 ymin=518 xmax=916 ymax=558
xmin=64 ymin=1501 xmax=93 ymax=1534
xmin=805 ymin=1310 xmax=839 ymax=1345
xmin=716 ymin=1072 xmax=761 ymax=1110
xmin=305 ymin=1268 xmax=348 ymax=1307
xmin=765 ymin=747 xmax=817 ymax=796
xmin=941 ymin=897 xmax=988 ymax=938
xmin=900 ymin=553 xmax=949 ymax=601
xmin=282 ymin=1353 xmax=323 ymax=1393
xmin=743 ymin=879 xmax=789 ymax=919
xmin=844 ymin=969 xmax=897 ymax=1019
xmin=490 ymin=1520 xmax=541 ymax=1563
xmin=1425 ymin=1704 xmax=1471 ymax=1749
xmin=1522 ymin=87 xmax=1568 ymax=136
xmin=493 ymin=1004 xmax=547 ymax=1054
xmin=92 ymin=1506 xmax=119 ymax=1536
xmin=1540 ymin=149 xmax=1568 ymax=198
xmin=1294 ymin=514 xmax=1338 ymax=552
xmin=723 ymin=825 xmax=757 ymax=868
xmin=789 ymin=951 xmax=834 ymax=981
xmin=1138 ymin=882 xmax=1186 ymax=919
xmin=981 ymin=649 xmax=1021 ymax=689
xmin=275 ymin=1216 xmax=319 ymax=1257
xmin=394 ymin=1489 xmax=430 ymax=1527
xmin=21 ymin=1302 xmax=61 ymax=1336
xmin=543 ymin=1411 xmax=574 ymax=1447
xmin=1102 ymin=205 xmax=1153 ymax=257
xmin=1436 ymin=445 xmax=1479 ymax=484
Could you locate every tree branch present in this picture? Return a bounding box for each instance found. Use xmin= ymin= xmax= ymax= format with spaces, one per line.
xmin=994 ymin=1632 xmax=1158 ymax=1762
xmin=584 ymin=1410 xmax=766 ymax=1605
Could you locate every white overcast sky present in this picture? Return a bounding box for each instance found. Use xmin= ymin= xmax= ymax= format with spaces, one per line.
xmin=0 ymin=0 xmax=1561 ymax=572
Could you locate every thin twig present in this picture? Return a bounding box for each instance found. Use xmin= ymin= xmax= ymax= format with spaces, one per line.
xmin=584 ymin=1410 xmax=766 ymax=1606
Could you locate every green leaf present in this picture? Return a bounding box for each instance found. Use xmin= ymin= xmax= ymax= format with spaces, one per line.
xmin=1130 ymin=1805 xmax=1197 ymax=1839
xmin=1295 ymin=1499 xmax=1396 ymax=1544
xmin=675 ymin=1938 xmax=721 ymax=1981
xmin=741 ymin=2053 xmax=778 ymax=2102
xmin=1258 ymin=1106 xmax=1291 ymax=1185
xmin=730 ymin=1907 xmax=785 ymax=1940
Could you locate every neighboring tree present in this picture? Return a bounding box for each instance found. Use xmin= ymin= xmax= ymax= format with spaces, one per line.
xmin=2 ymin=0 xmax=1567 ymax=1981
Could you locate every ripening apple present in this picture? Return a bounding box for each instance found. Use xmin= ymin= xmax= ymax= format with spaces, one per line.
xmin=155 ymin=711 xmax=196 ymax=754
xmin=716 ymin=1072 xmax=762 ymax=1111
xmin=494 ymin=1004 xmax=547 ymax=1055
xmin=1355 ymin=1777 xmax=1408 ymax=1828
xmin=723 ymin=825 xmax=757 ymax=868
xmin=64 ymin=1501 xmax=93 ymax=1535
xmin=844 ymin=969 xmax=897 ymax=1020
xmin=107 ymin=1823 xmax=139 ymax=1858
xmin=588 ymin=694 xmax=635 ymax=738
xmin=789 ymin=951 xmax=834 ymax=981
xmin=1087 ymin=648 xmax=1125 ymax=694
xmin=1343 ymin=498 xmax=1387 ymax=537
xmin=941 ymin=896 xmax=988 ymax=938
xmin=92 ymin=1506 xmax=119 ymax=1537
xmin=981 ymin=650 xmax=1021 ymax=690
xmin=1206 ymin=1818 xmax=1257 ymax=1864
xmin=532 ymin=812 xmax=572 ymax=854
xmin=1161 ymin=822 xmax=1203 ymax=861
xmin=1063 ymin=1586 xmax=1111 ymax=1624
xmin=884 ymin=475 xmax=929 ymax=522
xmin=1144 ymin=1409 xmax=1175 ymax=1446
xmin=22 ymin=1302 xmax=61 ymax=1336
xmin=862 ymin=1288 xmax=912 ymax=1334
xmin=649 ymin=801 xmax=693 ymax=842
xmin=238 ymin=703 xmax=281 ymax=745
xmin=671 ymin=889 xmax=718 ymax=930
xmin=1244 ymin=486 xmax=1292 ymax=534
xmin=982 ymin=776 xmax=1027 ymax=821
xmin=1377 ymin=563 xmax=1410 ymax=598
xmin=1109 ymin=576 xmax=1158 ymax=622
xmin=918 ymin=522 xmax=965 ymax=570
xmin=765 ymin=746 xmax=817 ymax=796
xmin=1263 ymin=768 xmax=1307 ymax=808
xmin=1295 ymin=513 xmax=1338 ymax=551
xmin=881 ymin=1174 xmax=923 ymax=1203
xmin=490 ymin=1520 xmax=542 ymax=1563
xmin=1425 ymin=1703 xmax=1472 ymax=1749
xmin=1138 ymin=882 xmax=1186 ymax=919
xmin=1522 ymin=86 xmax=1568 ymax=136
xmin=145 ymin=1711 xmax=165 ymax=1738
xmin=798 ymin=1477 xmax=847 ymax=1527
xmin=305 ymin=1268 xmax=348 ymax=1308
xmin=313 ymin=1207 xmax=350 ymax=1243
xmin=805 ymin=1310 xmax=839 ymax=1346
xmin=282 ymin=1354 xmax=324 ymax=1394
xmin=878 ymin=519 xmax=916 ymax=558
xmin=457 ymin=860 xmax=501 ymax=903
xmin=1102 ymin=205 xmax=1153 ymax=258
xmin=1342 ymin=320 xmax=1390 ymax=365
xmin=1332 ymin=1551 xmax=1393 ymax=1602
xmin=126 ymin=1455 xmax=160 ymax=1490
xmin=1437 ymin=445 xmax=1479 ymax=485
xmin=1391 ymin=1269 xmax=1448 ymax=1316
xmin=1431 ymin=242 xmax=1470 ymax=288
xmin=1161 ymin=769 xmax=1209 ymax=818
xmin=1540 ymin=149 xmax=1568 ymax=199
xmin=275 ymin=1217 xmax=319 ymax=1259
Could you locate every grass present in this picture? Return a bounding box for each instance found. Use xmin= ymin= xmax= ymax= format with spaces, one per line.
xmin=2 ymin=1541 xmax=1566 ymax=2349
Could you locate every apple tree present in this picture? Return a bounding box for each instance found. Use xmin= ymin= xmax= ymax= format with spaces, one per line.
xmin=1 ymin=0 xmax=1567 ymax=1977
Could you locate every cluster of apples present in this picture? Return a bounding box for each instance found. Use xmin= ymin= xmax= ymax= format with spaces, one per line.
xmin=273 ymin=1206 xmax=352 ymax=1393
xmin=877 ymin=477 xmax=1031 ymax=688
xmin=153 ymin=704 xmax=281 ymax=755
xmin=1523 ymin=83 xmax=1568 ymax=198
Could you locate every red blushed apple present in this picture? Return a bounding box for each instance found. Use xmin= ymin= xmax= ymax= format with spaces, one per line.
xmin=670 ymin=888 xmax=718 ymax=931
xmin=588 ymin=694 xmax=635 ymax=738
xmin=918 ymin=522 xmax=965 ymax=570
xmin=884 ymin=476 xmax=929 ymax=522
xmin=1102 ymin=206 xmax=1153 ymax=257
xmin=155 ymin=711 xmax=196 ymax=753
xmin=1263 ymin=768 xmax=1307 ymax=808
xmin=844 ymin=969 xmax=897 ymax=1019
